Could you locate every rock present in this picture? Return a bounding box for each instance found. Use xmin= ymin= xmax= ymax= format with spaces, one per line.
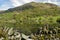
xmin=14 ymin=31 xmax=21 ymax=40
xmin=22 ymin=33 xmax=33 ymax=40
xmin=22 ymin=33 xmax=29 ymax=39
xmin=4 ymin=27 xmax=10 ymax=33
xmin=8 ymin=28 xmax=14 ymax=35
xmin=0 ymin=37 xmax=4 ymax=40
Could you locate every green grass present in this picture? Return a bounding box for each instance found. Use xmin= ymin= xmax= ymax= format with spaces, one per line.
xmin=0 ymin=2 xmax=60 ymax=34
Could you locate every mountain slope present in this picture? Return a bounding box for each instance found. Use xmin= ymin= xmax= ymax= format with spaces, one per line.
xmin=0 ymin=2 xmax=60 ymax=34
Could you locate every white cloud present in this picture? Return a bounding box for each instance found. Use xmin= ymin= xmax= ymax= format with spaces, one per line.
xmin=48 ymin=0 xmax=58 ymax=5
xmin=0 ymin=4 xmax=11 ymax=10
xmin=9 ymin=0 xmax=59 ymax=7
xmin=10 ymin=0 xmax=22 ymax=7
xmin=10 ymin=0 xmax=34 ymax=7
xmin=0 ymin=0 xmax=59 ymax=10
xmin=23 ymin=0 xmax=34 ymax=3
xmin=57 ymin=2 xmax=60 ymax=5
xmin=34 ymin=0 xmax=58 ymax=4
xmin=47 ymin=0 xmax=58 ymax=4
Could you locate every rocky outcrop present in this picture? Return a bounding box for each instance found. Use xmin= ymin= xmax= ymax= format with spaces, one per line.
xmin=0 ymin=26 xmax=60 ymax=40
xmin=0 ymin=27 xmax=33 ymax=40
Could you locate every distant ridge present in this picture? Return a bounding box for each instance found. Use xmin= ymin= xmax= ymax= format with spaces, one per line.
xmin=8 ymin=2 xmax=58 ymax=10
xmin=0 ymin=2 xmax=59 ymax=13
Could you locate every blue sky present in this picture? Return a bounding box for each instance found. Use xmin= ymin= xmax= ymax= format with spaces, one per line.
xmin=0 ymin=0 xmax=60 ymax=10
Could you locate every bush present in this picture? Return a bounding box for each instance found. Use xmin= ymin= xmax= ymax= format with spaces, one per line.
xmin=56 ymin=18 xmax=60 ymax=23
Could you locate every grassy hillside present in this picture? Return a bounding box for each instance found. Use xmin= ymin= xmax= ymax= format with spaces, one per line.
xmin=0 ymin=2 xmax=60 ymax=34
